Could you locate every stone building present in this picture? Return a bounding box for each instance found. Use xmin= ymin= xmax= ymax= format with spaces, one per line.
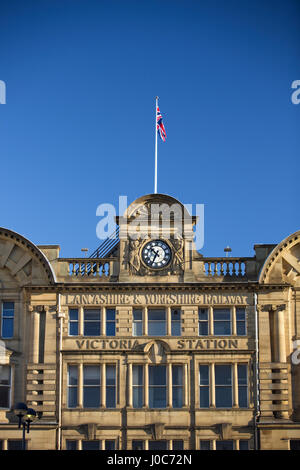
xmin=0 ymin=193 xmax=299 ymax=450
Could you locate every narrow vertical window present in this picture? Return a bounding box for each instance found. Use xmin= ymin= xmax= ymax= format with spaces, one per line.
xmin=199 ymin=440 xmax=211 ymax=450
xmin=0 ymin=366 xmax=11 ymax=408
xmin=238 ymin=364 xmax=248 ymax=408
xmin=82 ymin=441 xmax=101 ymax=450
xmin=172 ymin=365 xmax=183 ymax=408
xmin=67 ymin=365 xmax=78 ymax=408
xmin=216 ymin=440 xmax=234 ymax=450
xmin=215 ymin=365 xmax=232 ymax=408
xmin=198 ymin=308 xmax=208 ymax=336
xmin=133 ymin=309 xmax=143 ymax=336
xmin=132 ymin=365 xmax=143 ymax=408
xmin=84 ymin=309 xmax=101 ymax=336
xmin=105 ymin=440 xmax=116 ymax=450
xmin=239 ymin=440 xmax=249 ymax=450
xmin=149 ymin=365 xmax=166 ymax=408
xmin=236 ymin=308 xmax=246 ymax=335
xmin=213 ymin=308 xmax=231 ymax=335
xmin=132 ymin=440 xmax=144 ymax=450
xmin=106 ymin=365 xmax=116 ymax=408
xmin=106 ymin=309 xmax=116 ymax=336
xmin=171 ymin=309 xmax=181 ymax=336
xmin=66 ymin=440 xmax=77 ymax=450
xmin=173 ymin=440 xmax=184 ymax=450
xmin=68 ymin=309 xmax=79 ymax=336
xmin=199 ymin=365 xmax=210 ymax=408
xmin=2 ymin=302 xmax=14 ymax=338
xmin=148 ymin=309 xmax=166 ymax=336
xmin=83 ymin=366 xmax=101 ymax=408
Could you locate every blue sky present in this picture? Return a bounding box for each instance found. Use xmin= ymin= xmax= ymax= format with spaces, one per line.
xmin=0 ymin=0 xmax=299 ymax=258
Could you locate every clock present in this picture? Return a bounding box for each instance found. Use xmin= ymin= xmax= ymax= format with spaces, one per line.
xmin=141 ymin=240 xmax=172 ymax=269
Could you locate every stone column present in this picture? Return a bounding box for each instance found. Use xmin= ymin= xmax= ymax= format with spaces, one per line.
xmin=167 ymin=307 xmax=172 ymax=336
xmin=183 ymin=363 xmax=188 ymax=407
xmin=101 ymin=363 xmax=106 ymax=407
xmin=144 ymin=364 xmax=149 ymax=407
xmin=167 ymin=363 xmax=172 ymax=408
xmin=233 ymin=363 xmax=239 ymax=408
xmin=128 ymin=363 xmax=133 ymax=407
xmin=28 ymin=306 xmax=40 ymax=364
xmin=78 ymin=363 xmax=83 ymax=408
xmin=144 ymin=307 xmax=148 ymax=336
xmin=210 ymin=363 xmax=215 ymax=408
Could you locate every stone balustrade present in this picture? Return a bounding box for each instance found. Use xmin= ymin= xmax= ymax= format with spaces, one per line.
xmin=57 ymin=258 xmax=116 ymax=280
xmin=200 ymin=257 xmax=254 ymax=279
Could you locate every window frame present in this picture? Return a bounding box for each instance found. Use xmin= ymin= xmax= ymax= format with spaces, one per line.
xmin=0 ymin=365 xmax=11 ymax=409
xmin=1 ymin=302 xmax=14 ymax=339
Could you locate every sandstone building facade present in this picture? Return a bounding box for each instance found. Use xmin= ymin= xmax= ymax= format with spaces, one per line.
xmin=0 ymin=193 xmax=299 ymax=450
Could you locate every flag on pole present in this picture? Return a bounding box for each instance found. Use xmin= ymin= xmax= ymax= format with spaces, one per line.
xmin=156 ymin=106 xmax=167 ymax=142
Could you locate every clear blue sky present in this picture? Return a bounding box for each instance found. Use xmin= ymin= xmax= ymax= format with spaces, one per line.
xmin=0 ymin=0 xmax=299 ymax=258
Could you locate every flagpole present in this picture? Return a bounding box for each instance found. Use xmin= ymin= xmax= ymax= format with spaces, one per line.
xmin=154 ymin=96 xmax=158 ymax=194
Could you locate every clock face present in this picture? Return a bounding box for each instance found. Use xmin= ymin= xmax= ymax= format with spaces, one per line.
xmin=141 ymin=240 xmax=172 ymax=269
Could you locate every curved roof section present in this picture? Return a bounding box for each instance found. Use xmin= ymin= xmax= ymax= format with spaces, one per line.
xmin=0 ymin=227 xmax=56 ymax=285
xmin=124 ymin=193 xmax=192 ymax=219
xmin=259 ymin=230 xmax=300 ymax=285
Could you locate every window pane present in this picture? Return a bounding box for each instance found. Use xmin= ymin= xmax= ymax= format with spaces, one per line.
xmin=216 ymin=440 xmax=234 ymax=450
xmin=200 ymin=388 xmax=209 ymax=408
xmin=106 ymin=322 xmax=116 ymax=336
xmin=214 ymin=322 xmax=231 ymax=335
xmin=148 ymin=441 xmax=167 ymax=450
xmin=173 ymin=440 xmax=184 ymax=450
xmin=215 ymin=365 xmax=232 ymax=385
xmin=149 ymin=366 xmax=166 ymax=385
xmin=149 ymin=387 xmax=166 ymax=408
xmin=172 ymin=366 xmax=182 ymax=385
xmin=148 ymin=310 xmax=165 ymax=321
xmin=84 ymin=366 xmax=100 ymax=385
xmin=69 ymin=309 xmax=78 ymax=321
xmin=133 ymin=310 xmax=142 ymax=321
xmin=66 ymin=440 xmax=77 ymax=450
xmin=68 ymin=388 xmax=78 ymax=408
xmin=106 ymin=309 xmax=115 ymax=321
xmin=68 ymin=366 xmax=78 ymax=386
xmin=214 ymin=309 xmax=231 ymax=321
xmin=7 ymin=440 xmax=24 ymax=450
xmin=239 ymin=440 xmax=249 ymax=450
xmin=106 ymin=391 xmax=116 ymax=408
xmin=237 ymin=323 xmax=246 ymax=335
xmin=84 ymin=322 xmax=101 ymax=336
xmin=133 ymin=387 xmax=143 ymax=408
xmin=236 ymin=308 xmax=245 ymax=321
xmin=199 ymin=322 xmax=208 ymax=336
xmin=133 ymin=322 xmax=143 ymax=336
xmin=200 ymin=440 xmax=211 ymax=450
xmin=132 ymin=440 xmax=144 ymax=450
xmin=216 ymin=386 xmax=232 ymax=408
xmin=173 ymin=388 xmax=183 ymax=408
xmin=3 ymin=302 xmax=14 ymax=312
xmin=84 ymin=310 xmax=101 ymax=336
xmin=238 ymin=365 xmax=247 ymax=385
xmin=171 ymin=322 xmax=181 ymax=336
xmin=106 ymin=366 xmax=116 ymax=385
xmin=82 ymin=441 xmax=100 ymax=450
xmin=105 ymin=440 xmax=115 ymax=450
xmin=84 ymin=310 xmax=100 ymax=321
xmin=290 ymin=440 xmax=300 ymax=450
xmin=69 ymin=322 xmax=78 ymax=336
xmin=199 ymin=366 xmax=209 ymax=385
xmin=148 ymin=322 xmax=166 ymax=336
xmin=133 ymin=365 xmax=143 ymax=385
xmin=2 ymin=319 xmax=13 ymax=338
xmin=199 ymin=309 xmax=208 ymax=320
xmin=171 ymin=310 xmax=181 ymax=321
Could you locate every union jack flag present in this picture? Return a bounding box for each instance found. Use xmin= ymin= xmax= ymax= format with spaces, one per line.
xmin=157 ymin=106 xmax=167 ymax=142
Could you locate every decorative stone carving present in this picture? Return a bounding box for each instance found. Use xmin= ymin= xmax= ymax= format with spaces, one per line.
xmin=150 ymin=423 xmax=165 ymax=440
